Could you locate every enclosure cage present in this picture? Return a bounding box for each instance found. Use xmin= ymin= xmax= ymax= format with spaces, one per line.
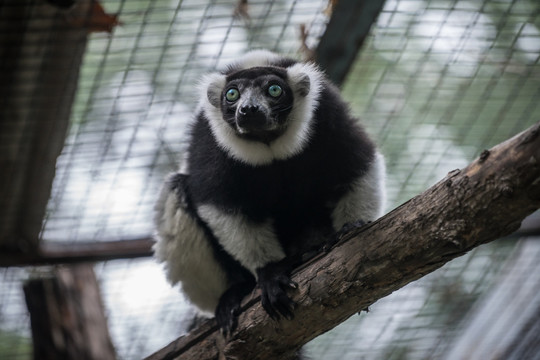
xmin=1 ymin=0 xmax=539 ymax=359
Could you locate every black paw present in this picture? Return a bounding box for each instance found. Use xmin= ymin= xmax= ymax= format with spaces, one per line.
xmin=256 ymin=262 xmax=297 ymax=321
xmin=215 ymin=281 xmax=255 ymax=337
xmin=324 ymin=219 xmax=367 ymax=251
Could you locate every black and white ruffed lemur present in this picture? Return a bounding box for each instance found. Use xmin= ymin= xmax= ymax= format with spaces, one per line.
xmin=154 ymin=50 xmax=386 ymax=335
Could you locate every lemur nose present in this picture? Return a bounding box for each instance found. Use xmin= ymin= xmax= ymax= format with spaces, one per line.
xmin=239 ymin=105 xmax=260 ymax=115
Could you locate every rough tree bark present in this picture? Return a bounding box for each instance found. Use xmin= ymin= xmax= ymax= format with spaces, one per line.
xmin=146 ymin=122 xmax=540 ymax=360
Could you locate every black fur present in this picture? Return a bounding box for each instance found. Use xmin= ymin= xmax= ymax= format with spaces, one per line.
xmin=181 ymin=59 xmax=376 ymax=332
xmin=186 ymin=80 xmax=375 ymax=251
xmin=153 ymin=55 xmax=382 ymax=360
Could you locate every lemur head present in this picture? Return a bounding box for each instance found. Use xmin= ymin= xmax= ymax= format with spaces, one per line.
xmin=200 ymin=50 xmax=323 ymax=165
xmin=209 ymin=66 xmax=310 ymax=144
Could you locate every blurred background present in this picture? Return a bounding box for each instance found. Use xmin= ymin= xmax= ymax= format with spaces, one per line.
xmin=1 ymin=0 xmax=539 ymax=359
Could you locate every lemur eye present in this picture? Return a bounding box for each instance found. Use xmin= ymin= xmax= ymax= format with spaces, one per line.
xmin=268 ymin=84 xmax=282 ymax=98
xmin=225 ymin=88 xmax=240 ymax=102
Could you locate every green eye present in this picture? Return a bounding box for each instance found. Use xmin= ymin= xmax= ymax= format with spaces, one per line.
xmin=226 ymin=88 xmax=240 ymax=102
xmin=268 ymin=84 xmax=282 ymax=97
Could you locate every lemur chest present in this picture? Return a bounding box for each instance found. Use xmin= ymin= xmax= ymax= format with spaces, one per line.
xmin=213 ymin=164 xmax=336 ymax=225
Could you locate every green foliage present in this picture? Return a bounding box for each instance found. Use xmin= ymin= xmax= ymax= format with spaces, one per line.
xmin=0 ymin=330 xmax=31 ymax=360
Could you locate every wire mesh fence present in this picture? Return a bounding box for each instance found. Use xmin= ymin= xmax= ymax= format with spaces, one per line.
xmin=40 ymin=0 xmax=330 ymax=243
xmin=1 ymin=0 xmax=539 ymax=359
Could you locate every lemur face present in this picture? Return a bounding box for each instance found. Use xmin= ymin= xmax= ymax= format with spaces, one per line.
xmin=203 ymin=55 xmax=315 ymax=164
xmin=219 ymin=67 xmax=295 ymax=143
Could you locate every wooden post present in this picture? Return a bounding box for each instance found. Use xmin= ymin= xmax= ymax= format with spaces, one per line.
xmin=316 ymin=0 xmax=386 ymax=86
xmin=0 ymin=0 xmax=89 ymax=252
xmin=23 ymin=264 xmax=116 ymax=360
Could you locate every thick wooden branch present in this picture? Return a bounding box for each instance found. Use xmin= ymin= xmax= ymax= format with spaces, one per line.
xmin=149 ymin=122 xmax=540 ymax=360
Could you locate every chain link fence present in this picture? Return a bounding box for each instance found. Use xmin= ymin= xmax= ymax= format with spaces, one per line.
xmin=1 ymin=0 xmax=539 ymax=359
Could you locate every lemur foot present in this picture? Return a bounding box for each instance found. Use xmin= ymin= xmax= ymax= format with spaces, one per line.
xmin=257 ymin=261 xmax=297 ymax=321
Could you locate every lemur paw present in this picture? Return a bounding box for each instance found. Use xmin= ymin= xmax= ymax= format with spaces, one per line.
xmin=257 ymin=262 xmax=297 ymax=321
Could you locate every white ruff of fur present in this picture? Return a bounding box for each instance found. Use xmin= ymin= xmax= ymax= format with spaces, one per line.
xmin=231 ymin=49 xmax=282 ymax=69
xmin=200 ymin=52 xmax=323 ymax=166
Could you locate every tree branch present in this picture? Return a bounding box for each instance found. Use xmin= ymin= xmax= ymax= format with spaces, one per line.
xmin=149 ymin=121 xmax=540 ymax=360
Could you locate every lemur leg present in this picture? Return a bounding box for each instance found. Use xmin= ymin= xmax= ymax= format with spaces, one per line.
xmin=215 ymin=278 xmax=256 ymax=336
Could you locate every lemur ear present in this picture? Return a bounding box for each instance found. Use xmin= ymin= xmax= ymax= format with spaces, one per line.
xmin=287 ymin=64 xmax=313 ymax=98
xmin=202 ymin=73 xmax=226 ymax=108
xmin=293 ymin=73 xmax=311 ymax=97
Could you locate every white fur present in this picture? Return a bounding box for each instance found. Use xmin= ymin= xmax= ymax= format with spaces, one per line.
xmin=200 ymin=72 xmax=226 ymax=108
xmin=197 ymin=204 xmax=286 ymax=275
xmin=153 ymin=183 xmax=228 ymax=314
xmin=230 ymin=49 xmax=282 ymax=69
xmin=200 ymin=51 xmax=323 ymax=166
xmin=331 ymin=152 xmax=387 ymax=230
